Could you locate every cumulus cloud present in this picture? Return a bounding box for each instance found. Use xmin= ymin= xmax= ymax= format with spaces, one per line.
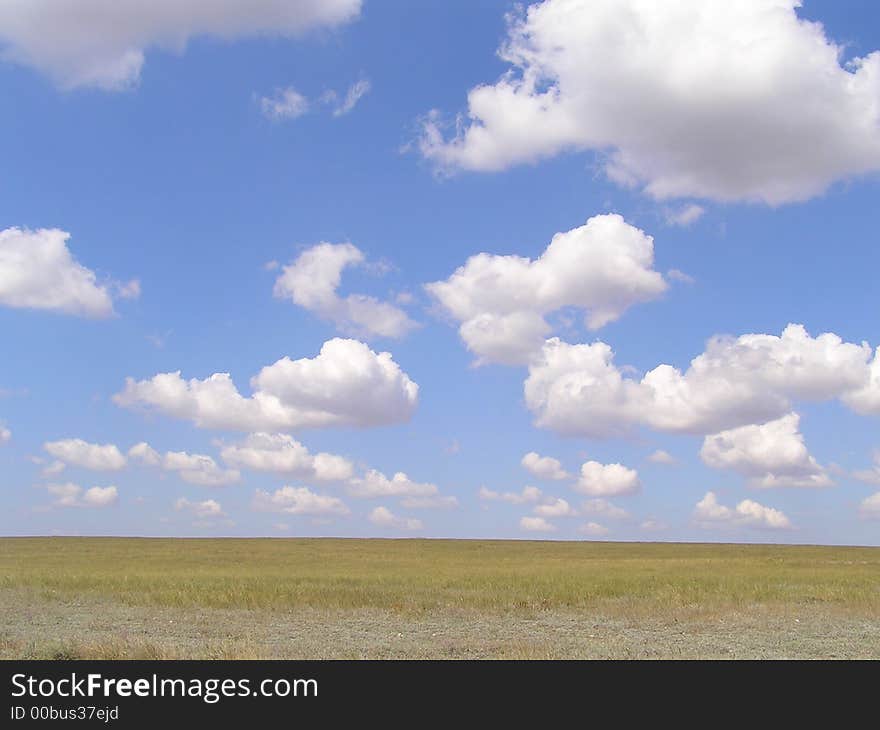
xmin=44 ymin=439 xmax=127 ymax=471
xmin=45 ymin=482 xmax=118 ymax=508
xmin=259 ymin=87 xmax=309 ymax=120
xmin=478 ymin=485 xmax=543 ymax=504
xmin=859 ymin=492 xmax=880 ymax=519
xmin=0 ymin=228 xmax=138 ymax=318
xmin=0 ymin=425 xmax=9 ymax=444
xmin=419 ymin=0 xmax=880 ymax=205
xmin=114 ymin=338 xmax=419 ymax=431
xmin=175 ymin=497 xmax=224 ymax=519
xmin=694 ymin=491 xmax=791 ymax=529
xmin=127 ymin=442 xmax=161 ymax=466
xmin=0 ymin=0 xmax=362 ymax=90
xmin=274 ymin=243 xmax=417 ymax=339
xmin=220 ymin=433 xmax=353 ymax=481
xmin=526 ymin=324 xmax=880 ymax=438
xmin=162 ymin=451 xmax=240 ymax=487
xmin=575 ymin=461 xmax=640 ymax=497
xmin=252 ymin=486 xmax=349 ymax=516
xmin=648 ymin=449 xmax=676 ymax=465
xmin=521 ymin=451 xmax=568 ymax=480
xmin=578 ymin=521 xmax=609 ymax=537
xmin=368 ymin=506 xmax=422 ymax=531
xmin=701 ymin=413 xmax=832 ymax=488
xmin=533 ymin=497 xmax=576 ymax=518
xmin=519 ymin=515 xmax=555 ymax=532
xmin=426 ymin=214 xmax=666 ymax=365
xmin=347 ymin=469 xmax=438 ymax=498
xmin=581 ymin=498 xmax=629 ymax=521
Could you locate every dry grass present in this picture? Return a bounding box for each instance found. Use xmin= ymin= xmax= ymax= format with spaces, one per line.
xmin=1 ymin=537 xmax=879 ymax=658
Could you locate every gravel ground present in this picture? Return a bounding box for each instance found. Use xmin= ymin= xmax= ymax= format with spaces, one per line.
xmin=2 ymin=588 xmax=877 ymax=659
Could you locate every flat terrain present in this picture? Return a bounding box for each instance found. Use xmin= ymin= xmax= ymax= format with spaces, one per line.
xmin=1 ymin=537 xmax=878 ymax=659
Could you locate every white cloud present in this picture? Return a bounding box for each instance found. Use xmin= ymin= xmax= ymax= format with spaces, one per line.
xmin=581 ymin=498 xmax=629 ymax=521
xmin=478 ymin=485 xmax=543 ymax=504
xmin=329 ymin=78 xmax=371 ymax=117
xmin=519 ymin=515 xmax=555 ymax=532
xmin=114 ymin=338 xmax=419 ymax=431
xmin=127 ymin=441 xmax=161 ymax=467
xmin=575 ymin=461 xmax=640 ymax=497
xmin=0 ymin=228 xmax=138 ymax=318
xmin=81 ymin=486 xmax=119 ymax=507
xmin=419 ymin=0 xmax=880 ymax=205
xmin=694 ymin=491 xmax=791 ymax=529
xmin=175 ymin=497 xmax=224 ymax=519
xmin=41 ymin=461 xmax=66 ymax=477
xmin=521 ymin=451 xmax=568 ymax=480
xmin=220 ymin=432 xmax=353 ymax=481
xmin=368 ymin=505 xmax=422 ymax=531
xmin=526 ymin=324 xmax=880 ymax=438
xmin=0 ymin=0 xmax=362 ymax=90
xmin=161 ymin=450 xmax=240 ymax=487
xmin=578 ymin=521 xmax=609 ymax=537
xmin=45 ymin=482 xmax=118 ymax=508
xmin=667 ymin=269 xmax=695 ymax=285
xmin=426 ymin=214 xmax=666 ymax=365
xmin=347 ymin=469 xmax=437 ymax=498
xmin=0 ymin=425 xmax=9 ymax=444
xmin=274 ymin=243 xmax=417 ymax=339
xmin=664 ymin=204 xmax=705 ymax=227
xmin=640 ymin=519 xmax=667 ymax=531
xmin=700 ymin=413 xmax=832 ymax=488
xmin=852 ymin=451 xmax=880 ymax=486
xmin=260 ymin=87 xmax=309 ymax=120
xmin=648 ymin=449 xmax=676 ymax=465
xmin=533 ymin=497 xmax=576 ymax=518
xmin=44 ymin=438 xmax=127 ymax=471
xmin=859 ymin=492 xmax=880 ymax=519
xmin=252 ymin=486 xmax=349 ymax=516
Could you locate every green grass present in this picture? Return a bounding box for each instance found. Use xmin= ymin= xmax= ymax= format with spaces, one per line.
xmin=2 ymin=537 xmax=879 ymax=617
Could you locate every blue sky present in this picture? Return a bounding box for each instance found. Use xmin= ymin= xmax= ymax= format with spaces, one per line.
xmin=2 ymin=0 xmax=880 ymax=543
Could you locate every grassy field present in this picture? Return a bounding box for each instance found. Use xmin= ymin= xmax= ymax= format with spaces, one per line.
xmin=1 ymin=537 xmax=879 ymax=659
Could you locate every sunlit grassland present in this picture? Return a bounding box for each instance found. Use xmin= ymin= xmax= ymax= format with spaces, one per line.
xmin=2 ymin=537 xmax=879 ymax=617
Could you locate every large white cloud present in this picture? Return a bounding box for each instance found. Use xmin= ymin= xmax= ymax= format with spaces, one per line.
xmin=220 ymin=432 xmax=353 ymax=481
xmin=0 ymin=228 xmax=138 ymax=318
xmin=526 ymin=324 xmax=880 ymax=438
xmin=426 ymin=215 xmax=666 ymax=365
xmin=574 ymin=461 xmax=640 ymax=497
xmin=700 ymin=413 xmax=832 ymax=488
xmin=0 ymin=0 xmax=362 ymax=90
xmin=419 ymin=0 xmax=880 ymax=205
xmin=274 ymin=243 xmax=417 ymax=339
xmin=694 ymin=491 xmax=791 ymax=529
xmin=114 ymin=338 xmax=419 ymax=431
xmin=44 ymin=438 xmax=127 ymax=471
xmin=252 ymin=486 xmax=350 ymax=516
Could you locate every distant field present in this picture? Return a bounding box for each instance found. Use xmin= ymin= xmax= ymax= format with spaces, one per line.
xmin=2 ymin=537 xmax=879 ymax=659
